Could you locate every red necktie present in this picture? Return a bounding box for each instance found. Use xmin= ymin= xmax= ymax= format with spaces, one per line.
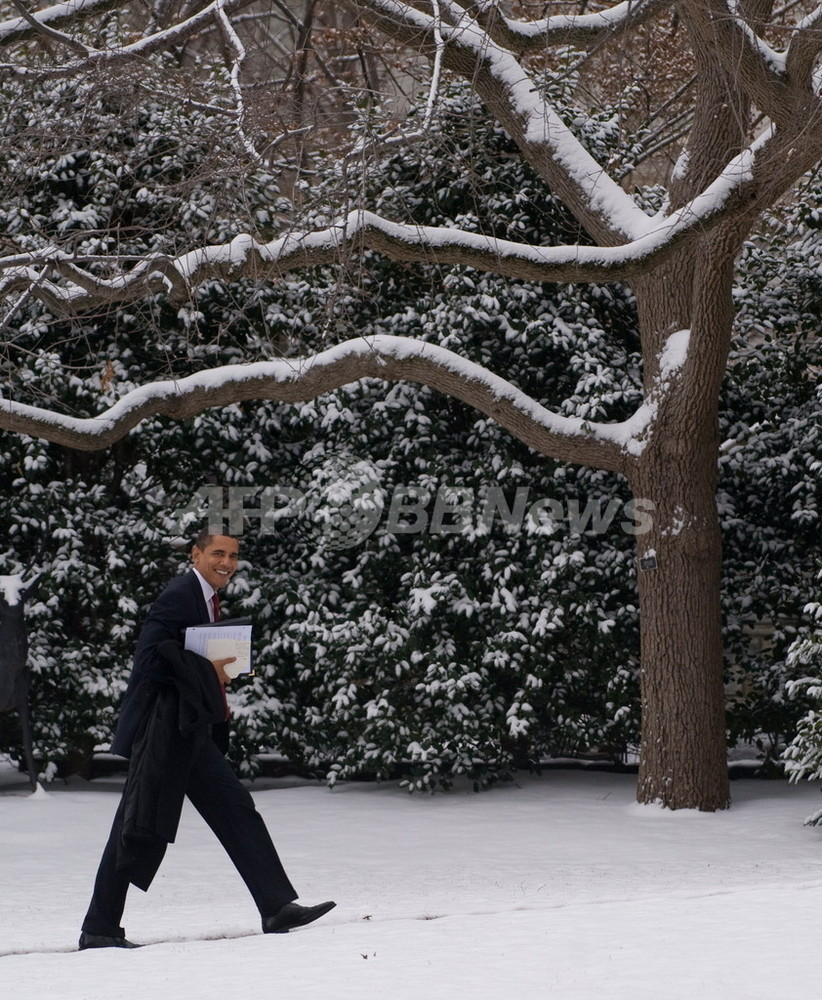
xmin=210 ymin=592 xmax=229 ymax=720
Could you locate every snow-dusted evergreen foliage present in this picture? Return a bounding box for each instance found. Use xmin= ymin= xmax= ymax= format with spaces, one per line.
xmin=782 ymin=584 xmax=822 ymax=823
xmin=776 ymin=219 xmax=822 ymax=801
xmin=720 ymin=177 xmax=821 ymax=763
xmin=0 ymin=65 xmax=288 ymax=774
xmin=0 ymin=74 xmax=818 ymax=789
xmin=205 ymin=85 xmax=649 ymax=789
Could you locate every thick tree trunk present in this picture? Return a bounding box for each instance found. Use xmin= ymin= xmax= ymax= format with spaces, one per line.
xmin=632 ymin=457 xmax=730 ymax=810
xmin=629 ymin=245 xmax=738 ymax=809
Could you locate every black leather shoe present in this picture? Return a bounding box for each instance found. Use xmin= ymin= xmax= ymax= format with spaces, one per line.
xmin=78 ymin=932 xmax=139 ymax=950
xmin=262 ymin=900 xmax=336 ymax=934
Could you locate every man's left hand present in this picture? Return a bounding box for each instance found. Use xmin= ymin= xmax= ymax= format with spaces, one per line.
xmin=210 ymin=656 xmax=237 ymax=685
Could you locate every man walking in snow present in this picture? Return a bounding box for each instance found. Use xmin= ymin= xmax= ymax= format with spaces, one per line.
xmin=79 ymin=530 xmax=334 ymax=949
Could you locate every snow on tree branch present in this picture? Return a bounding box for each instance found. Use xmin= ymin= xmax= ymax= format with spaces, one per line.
xmin=0 ymin=136 xmax=779 ymax=314
xmin=8 ymin=0 xmax=92 ymax=56
xmin=462 ymin=0 xmax=673 ymax=51
xmin=785 ymin=4 xmax=822 ymax=84
xmin=0 ymin=0 xmax=118 ymax=46
xmin=0 ymin=331 xmax=691 ymax=473
xmin=348 ymin=0 xmax=449 ymax=161
xmin=355 ymin=0 xmax=652 ymax=243
xmin=214 ymin=0 xmax=262 ymax=163
xmin=0 ymin=252 xmax=189 ymax=313
xmin=679 ymin=0 xmax=805 ymax=125
xmin=355 ymin=0 xmax=821 ymax=234
xmin=421 ymin=0 xmax=446 ymax=131
xmin=0 ymin=0 xmax=258 ymax=76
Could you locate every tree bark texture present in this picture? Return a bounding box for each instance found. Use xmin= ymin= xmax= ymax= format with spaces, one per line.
xmin=628 ymin=237 xmax=740 ymax=809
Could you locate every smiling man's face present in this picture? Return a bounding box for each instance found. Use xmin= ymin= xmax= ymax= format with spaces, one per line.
xmin=191 ymin=534 xmax=240 ymax=591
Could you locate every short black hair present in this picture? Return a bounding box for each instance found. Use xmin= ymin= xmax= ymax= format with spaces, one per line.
xmin=193 ymin=527 xmax=239 ymax=550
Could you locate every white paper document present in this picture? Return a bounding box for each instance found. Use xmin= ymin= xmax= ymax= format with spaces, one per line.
xmin=184 ymin=621 xmax=253 ymax=678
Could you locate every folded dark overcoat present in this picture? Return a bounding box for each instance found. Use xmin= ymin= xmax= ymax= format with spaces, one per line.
xmin=115 ymin=639 xmax=226 ymax=891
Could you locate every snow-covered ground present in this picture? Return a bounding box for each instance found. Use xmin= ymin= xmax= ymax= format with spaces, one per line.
xmin=2 ymin=762 xmax=821 ymax=1000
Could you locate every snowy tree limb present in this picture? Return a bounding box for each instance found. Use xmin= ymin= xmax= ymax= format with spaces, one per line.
xmin=347 ymin=0 xmax=448 ymax=161
xmin=679 ymin=0 xmax=803 ymax=126
xmin=785 ymin=4 xmax=822 ymax=84
xmin=8 ymin=0 xmax=93 ymax=56
xmin=457 ymin=0 xmax=673 ymax=51
xmin=353 ymin=0 xmax=820 ymax=234
xmin=421 ymin=0 xmax=445 ymax=130
xmin=0 ymin=333 xmax=690 ymax=473
xmin=0 ymin=134 xmax=784 ymax=314
xmin=352 ymin=0 xmax=652 ymax=244
xmin=0 ymin=253 xmax=189 ymax=313
xmin=0 ymin=0 xmax=258 ymax=76
xmin=0 ymin=0 xmax=119 ymax=46
xmin=215 ymin=0 xmax=263 ymax=163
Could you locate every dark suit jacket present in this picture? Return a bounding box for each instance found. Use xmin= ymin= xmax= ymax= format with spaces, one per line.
xmin=112 ymin=570 xmax=228 ymax=758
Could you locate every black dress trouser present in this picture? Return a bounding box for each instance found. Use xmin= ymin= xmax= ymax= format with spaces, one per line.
xmin=81 ymin=738 xmax=298 ymax=936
